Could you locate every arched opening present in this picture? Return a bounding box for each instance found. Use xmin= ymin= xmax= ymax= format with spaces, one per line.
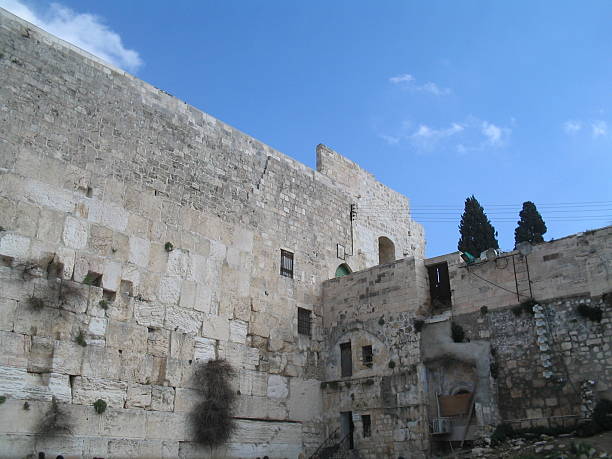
xmin=335 ymin=263 xmax=352 ymax=278
xmin=378 ymin=236 xmax=395 ymax=264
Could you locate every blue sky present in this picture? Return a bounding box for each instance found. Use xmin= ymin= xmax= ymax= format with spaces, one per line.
xmin=2 ymin=1 xmax=611 ymax=257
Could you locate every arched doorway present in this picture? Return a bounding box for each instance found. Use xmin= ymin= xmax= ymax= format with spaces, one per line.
xmin=378 ymin=237 xmax=395 ymax=264
xmin=335 ymin=263 xmax=352 ymax=277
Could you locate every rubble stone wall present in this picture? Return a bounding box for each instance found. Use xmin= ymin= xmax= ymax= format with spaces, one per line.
xmin=453 ymin=294 xmax=612 ymax=425
xmin=0 ymin=8 xmax=422 ymax=458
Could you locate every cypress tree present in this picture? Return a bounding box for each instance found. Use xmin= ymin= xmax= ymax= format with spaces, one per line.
xmin=514 ymin=201 xmax=547 ymax=246
xmin=458 ymin=195 xmax=499 ymax=257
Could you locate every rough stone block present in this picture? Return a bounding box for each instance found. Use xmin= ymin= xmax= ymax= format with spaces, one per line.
xmin=201 ymin=314 xmax=229 ymax=341
xmin=145 ymin=411 xmax=188 ymax=441
xmin=88 ymin=317 xmax=108 ymax=337
xmin=126 ymin=382 xmax=152 ymax=409
xmin=102 ymin=260 xmax=122 ymax=292
xmin=165 ymin=306 xmax=202 ymax=335
xmin=174 ymin=387 xmax=201 ymax=412
xmin=62 ymin=216 xmax=88 ymax=249
xmin=170 ymin=332 xmax=195 ymax=361
xmin=194 ymin=336 xmax=216 ymax=362
xmin=101 ymin=408 xmax=147 ymax=439
xmin=229 ymin=319 xmax=248 ymax=344
xmin=72 ymin=376 xmax=127 ymax=408
xmin=0 ymin=331 xmax=29 ymax=368
xmin=151 ymin=385 xmax=175 ymax=412
xmin=267 ymin=374 xmax=289 ymax=399
xmin=147 ymin=328 xmax=170 ymax=357
xmin=159 ymin=276 xmax=182 ymax=305
xmin=0 ymin=233 xmax=30 ymax=259
xmin=106 ymin=321 xmax=147 ymax=352
xmin=134 ymin=299 xmax=165 ymax=328
xmin=129 ymin=236 xmax=151 ymax=268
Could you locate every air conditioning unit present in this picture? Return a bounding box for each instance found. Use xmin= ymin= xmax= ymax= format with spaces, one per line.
xmin=431 ymin=418 xmax=452 ymax=435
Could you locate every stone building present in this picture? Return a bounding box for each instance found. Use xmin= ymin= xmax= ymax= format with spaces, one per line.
xmin=0 ymin=7 xmax=610 ymax=459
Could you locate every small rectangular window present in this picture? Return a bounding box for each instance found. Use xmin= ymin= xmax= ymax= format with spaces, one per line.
xmin=280 ymin=249 xmax=294 ymax=278
xmin=297 ymin=307 xmax=311 ymax=337
xmin=340 ymin=342 xmax=352 ymax=377
xmin=362 ymin=414 xmax=371 ymax=437
xmin=362 ymin=345 xmax=373 ymax=367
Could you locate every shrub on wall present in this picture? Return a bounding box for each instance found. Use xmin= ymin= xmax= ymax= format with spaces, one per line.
xmin=413 ymin=319 xmax=425 ymax=333
xmin=190 ymin=359 xmax=236 ymax=447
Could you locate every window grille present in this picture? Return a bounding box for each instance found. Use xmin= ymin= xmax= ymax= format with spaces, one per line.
xmin=297 ymin=307 xmax=311 ymax=337
xmin=362 ymin=345 xmax=373 ymax=367
xmin=280 ymin=249 xmax=294 ymax=278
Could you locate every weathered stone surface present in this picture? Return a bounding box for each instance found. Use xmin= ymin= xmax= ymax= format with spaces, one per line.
xmin=62 ymin=216 xmax=88 ymax=249
xmin=72 ymin=376 xmax=128 ymax=408
xmin=126 ymin=382 xmax=152 ymax=408
xmin=267 ymin=374 xmax=289 ymax=399
xmin=0 ymin=233 xmax=30 ymax=259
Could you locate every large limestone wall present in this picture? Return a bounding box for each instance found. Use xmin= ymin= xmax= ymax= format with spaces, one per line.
xmin=0 ymin=8 xmax=422 ymax=458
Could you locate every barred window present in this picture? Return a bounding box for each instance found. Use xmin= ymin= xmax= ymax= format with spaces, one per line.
xmin=297 ymin=307 xmax=311 ymax=337
xmin=280 ymin=249 xmax=294 ymax=278
xmin=362 ymin=345 xmax=373 ymax=367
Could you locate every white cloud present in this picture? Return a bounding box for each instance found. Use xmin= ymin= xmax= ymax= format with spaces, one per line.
xmin=389 ymin=73 xmax=451 ymax=96
xmin=412 ymin=122 xmax=463 ymax=140
xmin=380 ymin=117 xmax=511 ymax=153
xmin=592 ymin=120 xmax=607 ymax=138
xmin=0 ymin=0 xmax=142 ymax=73
xmin=481 ymin=121 xmax=502 ymax=145
xmin=389 ymin=73 xmax=416 ymax=84
xmin=563 ymin=120 xmax=582 ymax=134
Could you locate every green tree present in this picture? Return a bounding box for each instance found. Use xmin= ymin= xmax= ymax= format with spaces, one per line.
xmin=458 ymin=195 xmax=499 ymax=257
xmin=514 ymin=201 xmax=547 ymax=245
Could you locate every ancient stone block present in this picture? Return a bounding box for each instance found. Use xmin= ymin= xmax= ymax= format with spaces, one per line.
xmin=129 ymin=236 xmax=151 ymax=268
xmin=72 ymin=376 xmax=127 ymax=408
xmin=126 ymin=383 xmax=152 ymax=409
xmin=267 ymin=374 xmax=289 ymax=399
xmin=151 ymin=385 xmax=175 ymax=412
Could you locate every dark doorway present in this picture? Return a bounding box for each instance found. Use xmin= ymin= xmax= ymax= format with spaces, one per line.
xmin=340 ymin=342 xmax=352 ymax=377
xmin=340 ymin=411 xmax=354 ymax=449
xmin=427 ymin=262 xmax=451 ymax=310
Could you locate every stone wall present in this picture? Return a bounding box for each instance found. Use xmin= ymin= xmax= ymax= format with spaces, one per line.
xmin=0 ymin=8 xmax=422 ymax=458
xmin=454 ymin=294 xmax=612 ymax=425
xmin=320 ymin=260 xmax=428 ymax=459
xmin=426 ymin=226 xmax=612 ymax=316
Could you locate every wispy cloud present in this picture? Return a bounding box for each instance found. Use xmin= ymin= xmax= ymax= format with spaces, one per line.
xmin=389 ymin=73 xmax=451 ymax=96
xmin=380 ymin=117 xmax=511 ymax=153
xmin=563 ymin=119 xmax=609 ymax=139
xmin=592 ymin=120 xmax=607 ymax=138
xmin=563 ymin=120 xmax=582 ymax=134
xmin=0 ymin=0 xmax=142 ymax=73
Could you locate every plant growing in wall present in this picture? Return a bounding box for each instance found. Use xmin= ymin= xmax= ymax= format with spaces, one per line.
xmin=480 ymin=305 xmax=488 ymax=315
xmin=37 ymin=397 xmax=71 ymax=437
xmin=0 ymin=395 xmax=5 ymax=405
xmin=75 ymin=330 xmax=87 ymax=347
xmin=164 ymin=242 xmax=174 ymax=252
xmin=413 ymin=319 xmax=425 ymax=333
xmin=93 ymin=399 xmax=107 ymax=414
xmin=99 ymin=299 xmax=110 ymax=310
xmin=190 ymin=359 xmax=236 ymax=447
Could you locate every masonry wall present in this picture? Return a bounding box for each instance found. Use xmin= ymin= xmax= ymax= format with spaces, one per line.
xmin=427 ymin=226 xmax=612 ymax=316
xmin=320 ymin=260 xmax=429 ymax=459
xmin=0 ymin=8 xmax=423 ymax=458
